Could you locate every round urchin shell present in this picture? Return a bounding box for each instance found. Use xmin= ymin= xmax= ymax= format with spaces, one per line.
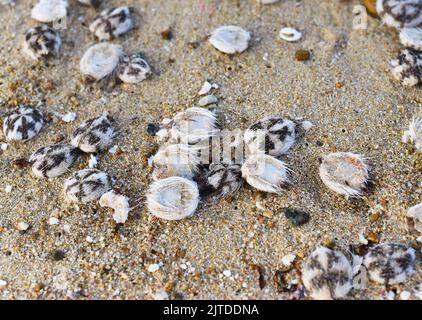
xmin=80 ymin=42 xmax=123 ymax=81
xmin=241 ymin=154 xmax=290 ymax=194
xmin=403 ymin=117 xmax=422 ymax=151
xmin=29 ymin=143 xmax=81 ymax=178
xmin=3 ymin=107 xmax=44 ymax=142
xmin=400 ymin=27 xmax=422 ymax=50
xmin=168 ymin=107 xmax=220 ymax=145
xmin=363 ymin=243 xmax=416 ymax=285
xmin=197 ymin=163 xmax=243 ymax=197
xmin=118 ymin=53 xmax=151 ymax=84
xmin=64 ymin=169 xmax=111 ymax=203
xmin=209 ymin=25 xmax=251 ymax=54
xmin=319 ymin=152 xmax=370 ymax=198
xmin=89 ymin=6 xmax=135 ymax=40
xmin=376 ymin=0 xmax=422 ymax=29
xmin=23 ymin=25 xmax=61 ymax=61
xmin=71 ymin=113 xmax=115 ymax=153
xmin=302 ymin=246 xmax=353 ymax=300
xmin=391 ymin=48 xmax=422 ymax=86
xmin=244 ymin=117 xmax=299 ymax=157
xmin=151 ymin=144 xmax=202 ymax=181
xmin=146 ymin=177 xmax=200 ymax=220
xmin=31 ymin=0 xmax=68 ymax=23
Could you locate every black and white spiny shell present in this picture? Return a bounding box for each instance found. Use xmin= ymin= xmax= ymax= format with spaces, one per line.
xmin=118 ymin=53 xmax=151 ymax=84
xmin=244 ymin=116 xmax=312 ymax=157
xmin=403 ymin=117 xmax=422 ymax=151
xmin=31 ymin=0 xmax=68 ymax=23
xmin=64 ymin=169 xmax=111 ymax=203
xmin=376 ymin=0 xmax=422 ymax=29
xmin=302 ymin=246 xmax=353 ymax=300
xmin=363 ymin=243 xmax=416 ymax=285
xmin=71 ymin=113 xmax=115 ymax=153
xmin=391 ymin=48 xmax=422 ymax=86
xmin=3 ymin=107 xmax=44 ymax=141
xmin=89 ymin=6 xmax=135 ymax=40
xmin=197 ymin=163 xmax=243 ymax=197
xmin=23 ymin=25 xmax=61 ymax=60
xmin=30 ymin=143 xmax=80 ymax=178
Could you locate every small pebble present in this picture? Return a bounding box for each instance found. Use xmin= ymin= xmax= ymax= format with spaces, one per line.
xmin=198 ymin=81 xmax=212 ymax=95
xmin=281 ymin=253 xmax=296 ymax=267
xmin=5 ymin=185 xmax=12 ymax=193
xmin=148 ymin=263 xmax=160 ymax=273
xmin=146 ymin=123 xmax=160 ymax=136
xmin=48 ymin=217 xmax=59 ymax=225
xmin=295 ymin=49 xmax=311 ymax=61
xmin=52 ymin=249 xmax=66 ymax=261
xmin=400 ymin=291 xmax=411 ymax=300
xmin=0 ymin=280 xmax=7 ymax=289
xmin=198 ymin=94 xmax=218 ymax=107
xmin=284 ymin=208 xmax=310 ymax=226
xmin=223 ymin=270 xmax=232 ymax=277
xmin=17 ymin=221 xmax=29 ymax=231
xmin=86 ymin=236 xmax=94 ymax=243
xmin=61 ymin=112 xmax=76 ymax=123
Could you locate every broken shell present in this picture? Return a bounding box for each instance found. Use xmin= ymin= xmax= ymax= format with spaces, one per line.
xmin=403 ymin=117 xmax=422 ymax=152
xmin=30 ymin=143 xmax=81 ymax=178
xmin=302 ymin=246 xmax=353 ymax=300
xmin=31 ymin=0 xmax=68 ymax=23
xmin=99 ymin=190 xmax=130 ymax=224
xmin=256 ymin=0 xmax=279 ymax=4
xmin=151 ymin=144 xmax=202 ymax=181
xmin=3 ymin=107 xmax=44 ymax=141
xmin=23 ymin=25 xmax=61 ymax=60
xmin=279 ymin=27 xmax=302 ymax=42
xmin=197 ymin=163 xmax=243 ymax=197
xmin=319 ymin=152 xmax=370 ymax=198
xmin=168 ymin=107 xmax=220 ymax=145
xmin=89 ymin=6 xmax=134 ymax=40
xmin=400 ymin=27 xmax=422 ymax=50
xmin=71 ymin=113 xmax=115 ymax=153
xmin=64 ymin=169 xmax=111 ymax=203
xmin=407 ymin=202 xmax=422 ymax=235
xmin=80 ymin=42 xmax=123 ymax=81
xmin=198 ymin=81 xmax=212 ymax=95
xmin=118 ymin=53 xmax=151 ymax=84
xmin=376 ymin=0 xmax=422 ymax=29
xmin=241 ymin=154 xmax=290 ymax=194
xmin=209 ymin=25 xmax=251 ymax=54
xmin=391 ymin=48 xmax=422 ymax=87
xmin=146 ymin=177 xmax=200 ymax=220
xmin=363 ymin=243 xmax=416 ymax=285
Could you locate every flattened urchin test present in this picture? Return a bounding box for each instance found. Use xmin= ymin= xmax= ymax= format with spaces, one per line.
xmin=64 ymin=169 xmax=112 ymax=203
xmin=89 ymin=6 xmax=135 ymax=40
xmin=146 ymin=177 xmax=200 ymax=220
xmin=3 ymin=107 xmax=44 ymax=141
xmin=197 ymin=163 xmax=243 ymax=197
xmin=23 ymin=25 xmax=61 ymax=60
xmin=209 ymin=25 xmax=251 ymax=54
xmin=71 ymin=113 xmax=115 ymax=153
xmin=117 ymin=53 xmax=151 ymax=84
xmin=31 ymin=0 xmax=68 ymax=23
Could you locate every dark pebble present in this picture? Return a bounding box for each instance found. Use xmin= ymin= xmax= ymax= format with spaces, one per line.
xmin=284 ymin=208 xmax=310 ymax=226
xmin=147 ymin=123 xmax=160 ymax=136
xmin=52 ymin=249 xmax=66 ymax=261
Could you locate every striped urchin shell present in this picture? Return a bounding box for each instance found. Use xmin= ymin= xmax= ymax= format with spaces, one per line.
xmin=30 ymin=143 xmax=80 ymax=178
xmin=71 ymin=113 xmax=115 ymax=153
xmin=197 ymin=163 xmax=243 ymax=197
xmin=302 ymin=246 xmax=353 ymax=300
xmin=363 ymin=243 xmax=416 ymax=285
xmin=376 ymin=0 xmax=422 ymax=29
xmin=3 ymin=107 xmax=44 ymax=141
xmin=118 ymin=53 xmax=151 ymax=84
xmin=89 ymin=6 xmax=134 ymax=40
xmin=391 ymin=48 xmax=422 ymax=86
xmin=64 ymin=169 xmax=111 ymax=203
xmin=23 ymin=25 xmax=61 ymax=60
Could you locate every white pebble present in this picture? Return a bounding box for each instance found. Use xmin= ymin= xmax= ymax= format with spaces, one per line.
xmin=5 ymin=185 xmax=12 ymax=193
xmin=148 ymin=263 xmax=160 ymax=273
xmin=86 ymin=236 xmax=94 ymax=243
xmin=0 ymin=279 xmax=7 ymax=288
xmin=48 ymin=217 xmax=59 ymax=225
xmin=279 ymin=27 xmax=302 ymax=42
xmin=359 ymin=233 xmax=369 ymax=245
xmin=61 ymin=112 xmax=76 ymax=123
xmin=281 ymin=253 xmax=296 ymax=267
xmin=17 ymin=221 xmax=29 ymax=231
xmin=198 ymin=81 xmax=212 ymax=95
xmin=153 ymin=289 xmax=169 ymax=300
xmin=99 ymin=190 xmax=130 ymax=224
xmin=209 ymin=25 xmax=251 ymax=54
xmin=108 ymin=145 xmax=118 ymax=154
xmin=400 ymin=291 xmax=411 ymax=300
xmin=198 ymin=94 xmax=217 ymax=107
xmin=0 ymin=143 xmax=8 ymax=151
xmin=223 ymin=270 xmax=232 ymax=277
xmin=88 ymin=154 xmax=98 ymax=169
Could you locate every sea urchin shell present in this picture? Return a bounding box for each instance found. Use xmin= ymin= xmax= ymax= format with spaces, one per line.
xmin=209 ymin=25 xmax=251 ymax=54
xmin=376 ymin=0 xmax=422 ymax=29
xmin=23 ymin=25 xmax=61 ymax=60
xmin=64 ymin=169 xmax=111 ymax=203
xmin=89 ymin=6 xmax=135 ymax=40
xmin=3 ymin=107 xmax=44 ymax=142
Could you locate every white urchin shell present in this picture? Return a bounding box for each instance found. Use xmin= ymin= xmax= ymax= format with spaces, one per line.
xmin=402 ymin=117 xmax=422 ymax=151
xmin=146 ymin=177 xmax=200 ymax=220
xmin=244 ymin=117 xmax=298 ymax=157
xmin=407 ymin=202 xmax=422 ymax=234
xmin=89 ymin=6 xmax=134 ymax=40
xmin=363 ymin=243 xmax=416 ymax=285
xmin=241 ymin=154 xmax=290 ymax=194
xmin=31 ymin=0 xmax=68 ymax=23
xmin=99 ymin=190 xmax=130 ymax=224
xmin=302 ymin=246 xmax=353 ymax=300
xmin=23 ymin=25 xmax=61 ymax=60
xmin=376 ymin=0 xmax=422 ymax=29
xmin=30 ymin=143 xmax=80 ymax=178
xmin=209 ymin=25 xmax=251 ymax=54
xmin=80 ymin=42 xmax=123 ymax=81
xmin=391 ymin=48 xmax=422 ymax=86
xmin=168 ymin=107 xmax=220 ymax=145
xmin=3 ymin=107 xmax=44 ymax=141
xmin=118 ymin=53 xmax=151 ymax=84
xmin=319 ymin=152 xmax=369 ymax=198
xmin=400 ymin=27 xmax=422 ymax=50
xmin=64 ymin=169 xmax=111 ymax=203
xmin=279 ymin=27 xmax=303 ymax=42
xmin=198 ymin=163 xmax=243 ymax=197
xmin=151 ymin=144 xmax=202 ymax=181
xmin=71 ymin=113 xmax=115 ymax=153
